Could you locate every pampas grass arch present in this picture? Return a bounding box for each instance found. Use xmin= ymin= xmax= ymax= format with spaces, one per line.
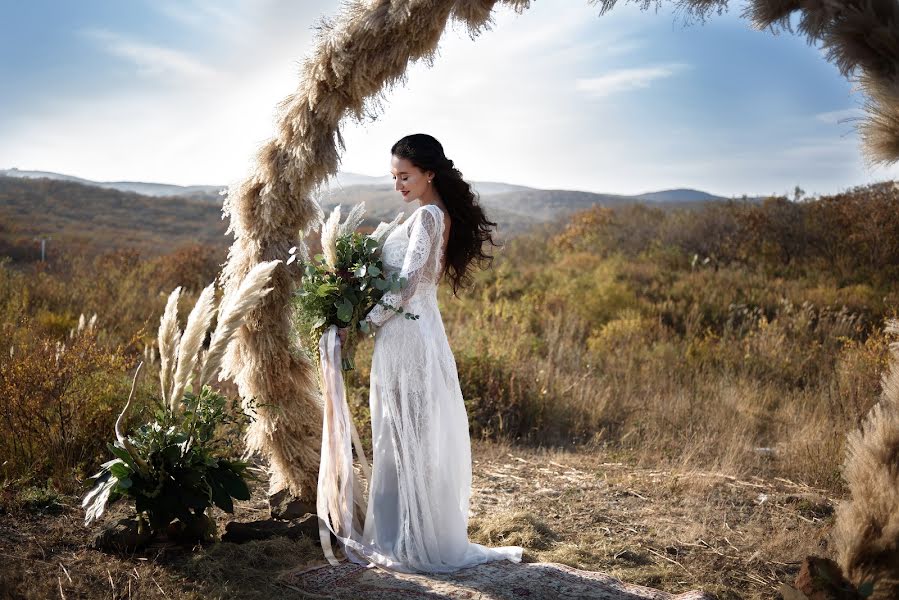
xmin=217 ymin=0 xmax=899 ymax=591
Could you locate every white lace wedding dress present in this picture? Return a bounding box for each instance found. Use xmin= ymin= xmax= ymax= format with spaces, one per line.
xmin=347 ymin=202 xmax=522 ymax=574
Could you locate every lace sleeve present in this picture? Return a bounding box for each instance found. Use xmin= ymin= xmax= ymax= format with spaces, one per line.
xmin=363 ymin=207 xmax=438 ymax=330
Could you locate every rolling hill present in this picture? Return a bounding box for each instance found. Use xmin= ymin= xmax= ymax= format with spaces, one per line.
xmin=0 ymin=169 xmax=740 ymax=260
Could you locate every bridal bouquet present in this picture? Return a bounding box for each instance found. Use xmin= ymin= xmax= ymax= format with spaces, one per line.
xmin=291 ymin=201 xmax=418 ymax=370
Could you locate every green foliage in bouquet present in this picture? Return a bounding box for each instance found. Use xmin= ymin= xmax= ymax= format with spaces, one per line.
xmin=291 ymin=202 xmax=419 ymax=370
xmin=82 ymin=260 xmax=281 ymax=542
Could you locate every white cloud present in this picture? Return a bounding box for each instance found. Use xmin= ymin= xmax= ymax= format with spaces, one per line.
xmin=814 ymin=107 xmax=865 ymax=124
xmin=4 ymin=1 xmax=664 ymax=189
xmin=80 ymin=28 xmax=219 ymax=81
xmin=151 ymin=0 xmax=246 ymax=33
xmin=575 ymin=63 xmax=689 ymax=98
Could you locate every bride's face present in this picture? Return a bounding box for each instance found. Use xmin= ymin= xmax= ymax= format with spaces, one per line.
xmin=391 ymin=155 xmax=433 ymax=204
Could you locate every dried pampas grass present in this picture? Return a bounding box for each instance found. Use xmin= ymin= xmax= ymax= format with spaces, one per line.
xmin=100 ymin=264 xmax=280 ymax=524
xmin=151 ymin=262 xmax=280 ymax=415
xmin=169 ymin=283 xmax=217 ymax=411
xmin=217 ymin=0 xmax=899 ymax=503
xmin=158 ymin=286 xmax=183 ymax=410
xmin=832 ymin=319 xmax=899 ymax=597
xmin=338 ymin=201 xmax=366 ymax=238
xmin=203 ymin=260 xmax=280 ymax=388
xmin=321 ymin=205 xmax=342 ymax=269
xmin=369 ymin=211 xmax=405 ymax=249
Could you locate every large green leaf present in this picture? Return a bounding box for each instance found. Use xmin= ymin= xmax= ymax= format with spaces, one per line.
xmin=82 ymin=471 xmax=113 ymax=509
xmin=317 ymin=283 xmax=337 ymax=297
xmin=208 ymin=471 xmax=234 ymax=513
xmin=108 ymin=460 xmax=133 ymax=480
xmin=82 ymin=476 xmax=116 ymax=525
xmin=216 ymin=464 xmax=251 ymax=501
xmin=336 ymin=298 xmax=353 ymax=323
xmin=107 ymin=442 xmax=140 ymax=473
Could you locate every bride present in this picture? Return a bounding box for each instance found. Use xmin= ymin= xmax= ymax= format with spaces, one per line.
xmin=334 ymin=133 xmax=523 ymax=573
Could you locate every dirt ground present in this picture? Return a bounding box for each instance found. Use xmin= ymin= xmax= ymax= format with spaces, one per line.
xmin=0 ymin=440 xmax=832 ymax=599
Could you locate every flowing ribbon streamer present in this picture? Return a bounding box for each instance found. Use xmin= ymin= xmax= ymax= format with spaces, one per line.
xmin=317 ymin=325 xmax=374 ymax=566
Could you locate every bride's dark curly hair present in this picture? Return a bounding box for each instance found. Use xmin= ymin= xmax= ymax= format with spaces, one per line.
xmin=391 ymin=134 xmax=501 ymax=296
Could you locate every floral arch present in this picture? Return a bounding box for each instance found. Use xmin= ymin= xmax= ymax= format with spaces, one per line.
xmin=217 ymin=0 xmax=898 ymax=588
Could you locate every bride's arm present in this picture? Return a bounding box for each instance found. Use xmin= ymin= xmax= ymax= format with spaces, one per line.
xmin=362 ymin=207 xmax=438 ymax=331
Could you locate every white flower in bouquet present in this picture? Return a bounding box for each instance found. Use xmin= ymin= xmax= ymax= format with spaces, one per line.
xmin=368 ymin=211 xmax=404 ymax=250
xmin=338 ymin=201 xmax=366 ymax=238
xmin=321 ymin=205 xmax=342 ymax=269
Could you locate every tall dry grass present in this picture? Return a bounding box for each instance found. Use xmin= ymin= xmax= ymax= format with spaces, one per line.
xmin=390 ymin=186 xmax=897 ymax=495
xmin=0 ymin=246 xmax=226 ymax=493
xmin=3 ymin=182 xmax=899 ymax=592
xmin=0 ymin=319 xmax=138 ymax=490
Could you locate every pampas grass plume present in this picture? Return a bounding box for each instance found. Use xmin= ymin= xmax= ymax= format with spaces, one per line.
xmin=368 ymin=211 xmax=405 ymax=250
xmin=169 ymin=283 xmax=217 ymax=411
xmin=321 ymin=205 xmax=342 ymax=268
xmin=832 ymin=318 xmax=899 ymax=597
xmin=158 ymin=286 xmax=183 ymax=409
xmin=200 ymin=259 xmax=281 ymax=387
xmin=338 ymin=201 xmax=366 ymax=237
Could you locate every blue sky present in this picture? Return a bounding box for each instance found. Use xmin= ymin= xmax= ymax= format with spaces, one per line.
xmin=1 ymin=0 xmax=896 ymax=198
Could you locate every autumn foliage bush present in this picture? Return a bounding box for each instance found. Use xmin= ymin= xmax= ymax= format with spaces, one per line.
xmin=2 ymin=180 xmax=898 ymax=497
xmin=0 ymin=244 xmax=225 ymax=494
xmin=0 ymin=319 xmax=138 ymax=491
xmin=430 ymin=181 xmax=898 ymax=492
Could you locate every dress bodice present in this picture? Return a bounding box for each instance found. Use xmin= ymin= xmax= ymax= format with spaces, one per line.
xmin=380 ymin=204 xmax=444 ymax=282
xmin=363 ymin=204 xmax=445 ymax=328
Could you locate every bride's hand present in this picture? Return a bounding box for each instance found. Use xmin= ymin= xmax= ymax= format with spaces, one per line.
xmin=337 ymin=327 xmax=349 ymax=345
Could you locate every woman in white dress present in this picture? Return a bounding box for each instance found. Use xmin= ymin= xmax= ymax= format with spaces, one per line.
xmin=336 ymin=133 xmax=523 ymax=574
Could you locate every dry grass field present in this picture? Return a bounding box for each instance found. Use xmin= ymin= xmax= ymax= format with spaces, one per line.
xmin=0 ymin=440 xmax=830 ymax=600
xmin=2 ymin=181 xmax=898 ymax=598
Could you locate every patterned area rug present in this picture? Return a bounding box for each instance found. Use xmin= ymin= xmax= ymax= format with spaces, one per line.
xmin=282 ymin=560 xmax=715 ymax=599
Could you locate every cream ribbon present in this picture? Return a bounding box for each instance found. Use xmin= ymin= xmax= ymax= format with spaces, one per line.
xmin=316 ymin=325 xmax=373 ymax=566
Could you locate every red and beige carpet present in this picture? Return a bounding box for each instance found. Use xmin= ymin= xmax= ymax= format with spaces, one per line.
xmin=283 ymin=560 xmax=715 ymax=599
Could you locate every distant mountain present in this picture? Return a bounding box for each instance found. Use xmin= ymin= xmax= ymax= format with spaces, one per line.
xmin=331 ymin=172 xmax=393 ymax=188
xmin=0 ymin=168 xmax=90 ymax=184
xmin=471 ymin=181 xmax=537 ymax=196
xmin=0 ymin=168 xmax=225 ymax=202
xmin=0 ymin=168 xmax=533 ymax=200
xmin=0 ymin=168 xmax=746 ymax=254
xmin=1 ymin=167 xmax=734 ymax=204
xmin=0 ymin=176 xmax=227 ymax=258
xmin=636 ymin=188 xmax=726 ymax=203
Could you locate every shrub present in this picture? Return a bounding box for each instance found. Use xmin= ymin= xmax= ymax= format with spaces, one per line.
xmin=0 ymin=321 xmax=135 ymax=490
